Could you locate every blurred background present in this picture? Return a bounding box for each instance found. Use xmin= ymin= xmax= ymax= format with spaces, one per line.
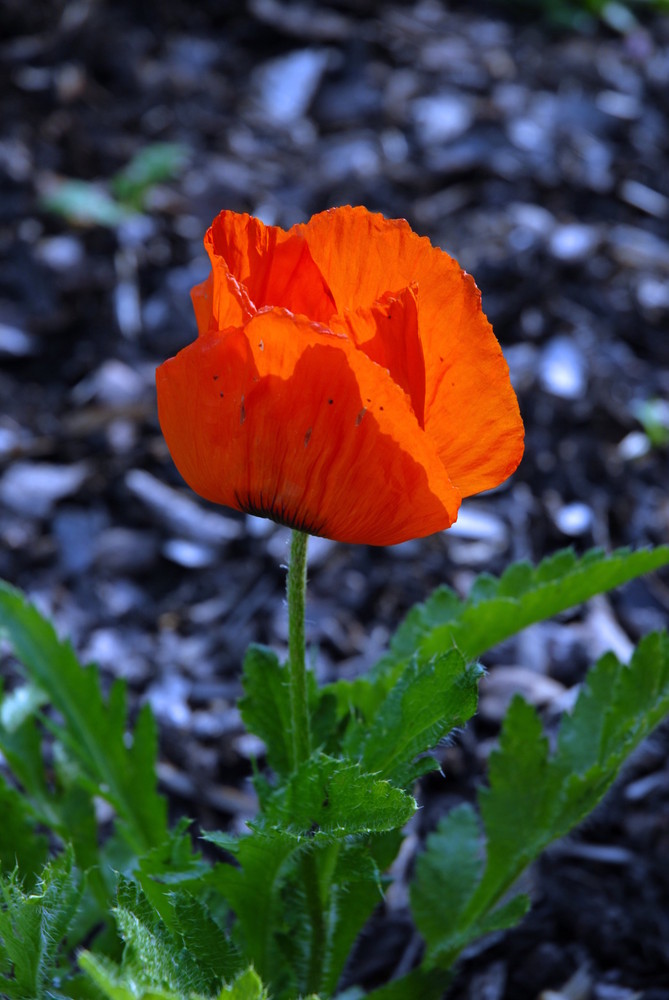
xmin=1 ymin=0 xmax=669 ymax=996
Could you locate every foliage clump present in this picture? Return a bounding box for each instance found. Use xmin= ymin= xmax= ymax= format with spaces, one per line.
xmin=1 ymin=546 xmax=668 ymax=998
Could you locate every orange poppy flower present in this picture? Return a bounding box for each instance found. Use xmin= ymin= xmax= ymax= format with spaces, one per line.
xmin=156 ymin=206 xmax=523 ymax=546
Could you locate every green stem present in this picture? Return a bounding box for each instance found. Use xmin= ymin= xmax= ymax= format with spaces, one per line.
xmin=287 ymin=531 xmax=326 ymax=992
xmin=287 ymin=529 xmax=311 ymax=770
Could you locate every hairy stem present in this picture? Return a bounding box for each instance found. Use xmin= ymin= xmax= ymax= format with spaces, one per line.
xmin=287 ymin=529 xmax=310 ymax=770
xmin=287 ymin=531 xmax=326 ymax=991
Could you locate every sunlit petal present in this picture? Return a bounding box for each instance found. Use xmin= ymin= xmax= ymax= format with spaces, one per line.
xmin=157 ymin=310 xmax=460 ymax=546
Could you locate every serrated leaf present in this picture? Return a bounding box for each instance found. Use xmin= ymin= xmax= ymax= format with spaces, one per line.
xmin=134 ymin=821 xmax=211 ymax=929
xmin=386 ymin=588 xmax=463 ymax=662
xmin=239 ymin=646 xmax=337 ymax=777
xmin=0 ymin=581 xmax=167 ymax=854
xmin=328 ymin=547 xmax=669 ymax=734
xmin=113 ymin=878 xmax=212 ymax=996
xmin=80 ymin=949 xmax=200 ymax=1000
xmin=411 ymin=804 xmax=483 ymax=950
xmin=0 ymin=712 xmax=103 ymax=893
xmin=551 ymin=631 xmax=669 ymax=838
xmin=201 ymin=831 xmax=239 ymax=856
xmin=239 ymin=646 xmax=292 ymax=776
xmin=478 ymin=697 xmax=553 ymax=877
xmin=348 ymin=651 xmax=482 ymax=787
xmin=413 ymin=631 xmax=669 ymax=970
xmin=210 ymin=757 xmax=413 ymax=995
xmin=172 ymin=894 xmax=243 ymax=984
xmin=79 ymin=951 xmax=146 ymax=1000
xmin=320 ymin=835 xmax=399 ymax=997
xmin=377 ymin=546 xmax=669 ymax=680
xmin=216 ymin=967 xmax=270 ymax=999
xmin=260 ymin=754 xmax=416 ymax=838
xmin=418 ymin=545 xmax=669 ymax=662
xmin=207 ymin=763 xmax=411 ymax=994
xmin=207 ymin=828 xmax=302 ymax=985
xmin=0 ymin=849 xmax=84 ymax=998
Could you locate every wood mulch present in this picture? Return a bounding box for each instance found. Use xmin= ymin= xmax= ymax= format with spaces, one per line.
xmin=1 ymin=1 xmax=668 ymax=995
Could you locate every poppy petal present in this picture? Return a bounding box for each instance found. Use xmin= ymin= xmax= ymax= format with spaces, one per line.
xmin=422 ymin=279 xmax=524 ymax=497
xmin=299 ymin=206 xmax=524 ymax=496
xmin=191 ymin=272 xmax=214 ymax=337
xmin=199 ymin=211 xmax=337 ymax=332
xmin=331 ymin=283 xmax=426 ymax=427
xmin=156 ymin=309 xmax=461 ymax=546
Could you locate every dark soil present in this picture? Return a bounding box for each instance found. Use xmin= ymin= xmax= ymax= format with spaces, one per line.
xmin=1 ymin=1 xmax=669 ymax=997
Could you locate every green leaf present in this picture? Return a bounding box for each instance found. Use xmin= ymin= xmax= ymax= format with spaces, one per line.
xmin=410 ymin=800 xmax=531 ymax=968
xmin=206 ymin=828 xmax=302 ymax=986
xmin=347 ymin=651 xmax=482 ymax=787
xmin=411 ymin=631 xmax=669 ymax=969
xmin=633 ymin=397 xmax=669 ymax=449
xmin=327 ymin=547 xmax=669 ymax=734
xmin=411 ymin=804 xmax=483 ymax=949
xmin=111 ymin=143 xmax=188 ymax=209
xmin=385 ymin=588 xmax=463 ymax=663
xmin=0 ymin=581 xmax=168 ymax=855
xmin=478 ymin=697 xmax=554 ymax=879
xmin=0 ymin=776 xmax=48 ymax=882
xmin=239 ymin=646 xmax=292 ymax=777
xmin=81 ymin=939 xmax=251 ymax=1000
xmin=133 ymin=821 xmax=211 ymax=929
xmin=172 ymin=894 xmax=243 ymax=984
xmin=0 ymin=710 xmax=102 ymax=886
xmin=113 ymin=878 xmax=213 ymax=996
xmin=239 ymin=646 xmax=337 ymax=777
xmin=206 ymin=756 xmax=413 ymax=994
xmin=319 ymin=836 xmax=397 ymax=997
xmin=551 ymin=631 xmax=669 ymax=838
xmin=79 ymin=951 xmax=146 ymax=1000
xmin=80 ymin=948 xmax=209 ymax=1000
xmin=475 ymin=893 xmax=530 ymax=937
xmin=0 ymin=712 xmax=49 ymax=811
xmin=362 ymin=967 xmax=452 ymax=1000
xmin=206 ymin=752 xmax=414 ymax=993
xmin=259 ymin=754 xmax=416 ymax=839
xmin=0 ymin=849 xmax=84 ymax=998
xmin=215 ymin=967 xmax=270 ymax=999
xmin=322 ymin=675 xmax=380 ymax=736
xmin=382 ymin=546 xmax=669 ymax=673
xmin=41 ymin=180 xmax=128 ymax=227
